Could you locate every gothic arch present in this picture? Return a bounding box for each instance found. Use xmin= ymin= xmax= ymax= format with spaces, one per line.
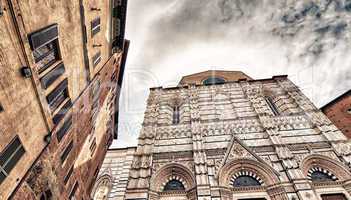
xmin=218 ymin=159 xmax=280 ymax=187
xmin=150 ymin=163 xmax=196 ymax=192
xmin=300 ymin=154 xmax=351 ymax=181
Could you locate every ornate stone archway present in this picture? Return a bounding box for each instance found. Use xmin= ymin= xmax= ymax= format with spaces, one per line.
xmin=91 ymin=174 xmax=112 ymax=200
xmin=300 ymin=154 xmax=351 ymax=182
xmin=149 ymin=163 xmax=196 ymax=200
xmin=218 ymin=159 xmax=287 ymax=200
xmin=300 ymin=154 xmax=351 ymax=197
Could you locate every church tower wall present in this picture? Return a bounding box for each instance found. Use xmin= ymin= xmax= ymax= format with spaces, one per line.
xmin=125 ymin=72 xmax=351 ymax=200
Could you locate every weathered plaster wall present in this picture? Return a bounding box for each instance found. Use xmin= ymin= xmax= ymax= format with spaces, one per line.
xmin=0 ymin=2 xmax=48 ymax=198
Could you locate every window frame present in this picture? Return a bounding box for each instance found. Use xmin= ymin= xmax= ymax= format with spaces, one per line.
xmin=0 ymin=136 xmax=25 ymax=184
xmin=91 ymin=17 xmax=101 ymax=37
xmin=264 ymin=96 xmax=280 ymax=116
xmin=40 ymin=62 xmax=65 ymax=89
xmin=92 ymin=51 xmax=102 ymax=68
xmin=172 ymin=105 xmax=180 ymax=124
xmin=69 ymin=181 xmax=79 ymax=200
xmin=28 ymin=24 xmax=61 ymax=74
xmin=56 ymin=115 xmax=73 ymax=142
xmin=64 ymin=165 xmax=74 ymax=185
xmin=60 ymin=140 xmax=74 ymax=165
xmin=46 ymin=79 xmax=69 ymax=112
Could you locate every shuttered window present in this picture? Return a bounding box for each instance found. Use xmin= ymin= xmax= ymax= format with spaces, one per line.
xmin=0 ymin=137 xmax=25 ymax=185
xmin=91 ymin=17 xmax=101 ymax=36
xmin=89 ymin=138 xmax=97 ymax=156
xmin=53 ymin=100 xmax=72 ymax=125
xmin=69 ymin=182 xmax=79 ymax=200
xmin=92 ymin=51 xmax=101 ymax=68
xmin=29 ymin=24 xmax=60 ymax=73
xmin=60 ymin=140 xmax=73 ymax=164
xmin=40 ymin=63 xmax=65 ymax=89
xmin=56 ymin=115 xmax=72 ymax=142
xmin=64 ymin=166 xmax=74 ymax=185
xmin=46 ymin=79 xmax=69 ymax=112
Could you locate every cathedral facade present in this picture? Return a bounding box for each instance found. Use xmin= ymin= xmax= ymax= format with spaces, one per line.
xmin=95 ymin=71 xmax=351 ymax=200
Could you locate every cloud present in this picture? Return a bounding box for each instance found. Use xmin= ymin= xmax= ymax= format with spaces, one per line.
xmin=114 ymin=0 xmax=351 ymax=147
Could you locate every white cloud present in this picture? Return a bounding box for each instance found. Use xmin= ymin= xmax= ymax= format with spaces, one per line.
xmin=113 ymin=0 xmax=351 ymax=148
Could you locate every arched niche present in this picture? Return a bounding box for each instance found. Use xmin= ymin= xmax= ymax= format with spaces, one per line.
xmin=300 ymin=154 xmax=351 ymax=182
xmin=91 ymin=174 xmax=112 ymax=200
xmin=150 ymin=163 xmax=196 ymax=193
xmin=218 ymin=159 xmax=280 ymax=188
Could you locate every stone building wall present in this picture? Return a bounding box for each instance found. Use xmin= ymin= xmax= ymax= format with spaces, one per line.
xmin=321 ymin=90 xmax=351 ymax=138
xmin=124 ymin=72 xmax=351 ymax=200
xmin=91 ymin=147 xmax=136 ymax=200
xmin=0 ymin=0 xmax=128 ymax=199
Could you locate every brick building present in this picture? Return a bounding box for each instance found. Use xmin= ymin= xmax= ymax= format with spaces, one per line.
xmin=94 ymin=70 xmax=351 ymax=200
xmin=321 ymin=90 xmax=351 ymax=138
xmin=0 ymin=0 xmax=128 ymax=199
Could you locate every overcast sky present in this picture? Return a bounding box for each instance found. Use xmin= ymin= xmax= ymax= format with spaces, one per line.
xmin=112 ymin=0 xmax=351 ymax=148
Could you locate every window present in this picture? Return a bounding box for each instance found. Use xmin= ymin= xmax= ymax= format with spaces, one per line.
xmin=172 ymin=105 xmax=180 ymax=124
xmin=308 ymin=167 xmax=337 ymax=182
xmin=28 ymin=24 xmax=60 ymax=74
xmin=40 ymin=189 xmax=52 ymax=200
xmin=56 ymin=115 xmax=72 ymax=142
xmin=91 ymin=80 xmax=101 ymax=124
xmin=91 ymin=17 xmax=101 ymax=37
xmin=69 ymin=182 xmax=79 ymax=200
xmin=163 ymin=180 xmax=185 ymax=191
xmin=92 ymin=51 xmax=101 ymax=68
xmin=60 ymin=140 xmax=73 ymax=164
xmin=52 ymin=99 xmax=72 ymax=125
xmin=64 ymin=166 xmax=74 ymax=185
xmin=232 ymin=176 xmax=261 ymax=187
xmin=0 ymin=137 xmax=25 ymax=184
xmin=310 ymin=171 xmax=335 ymax=182
xmin=265 ymin=96 xmax=279 ymax=116
xmin=203 ymin=77 xmax=225 ymax=85
xmin=40 ymin=63 xmax=65 ymax=89
xmin=46 ymin=79 xmax=69 ymax=112
xmin=89 ymin=137 xmax=97 ymax=156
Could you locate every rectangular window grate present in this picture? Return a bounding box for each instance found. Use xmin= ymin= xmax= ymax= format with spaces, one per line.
xmin=56 ymin=115 xmax=72 ymax=142
xmin=40 ymin=62 xmax=65 ymax=89
xmin=0 ymin=137 xmax=25 ymax=185
xmin=91 ymin=17 xmax=101 ymax=36
xmin=64 ymin=165 xmax=74 ymax=184
xmin=60 ymin=140 xmax=73 ymax=164
xmin=92 ymin=51 xmax=101 ymax=68
xmin=46 ymin=79 xmax=69 ymax=112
